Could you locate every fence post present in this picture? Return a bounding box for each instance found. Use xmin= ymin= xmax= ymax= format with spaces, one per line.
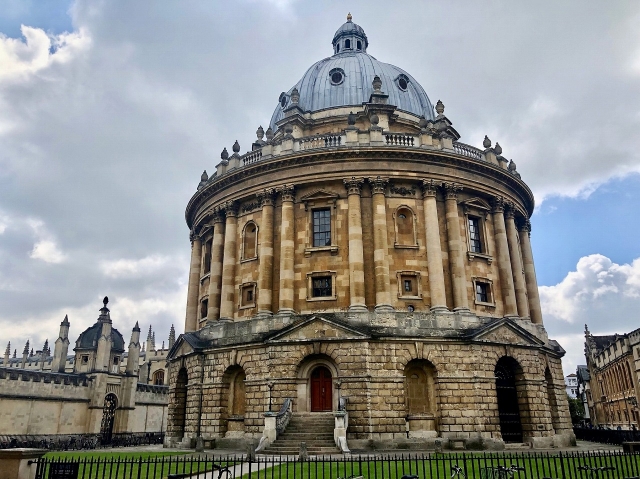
xmin=0 ymin=449 xmax=47 ymax=479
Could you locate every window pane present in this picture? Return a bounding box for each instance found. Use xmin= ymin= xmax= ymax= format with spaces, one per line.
xmin=476 ymin=283 xmax=488 ymax=303
xmin=469 ymin=217 xmax=482 ymax=253
xmin=312 ymin=277 xmax=332 ymax=297
xmin=313 ymin=209 xmax=331 ymax=247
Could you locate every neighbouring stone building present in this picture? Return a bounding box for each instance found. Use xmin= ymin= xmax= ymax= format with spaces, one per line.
xmin=584 ymin=325 xmax=640 ymax=430
xmin=0 ymin=298 xmax=169 ymax=437
xmin=166 ymin=15 xmax=574 ymax=451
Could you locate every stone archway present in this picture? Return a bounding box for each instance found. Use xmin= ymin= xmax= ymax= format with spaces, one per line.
xmin=100 ymin=393 xmax=118 ymax=444
xmin=495 ymin=357 xmax=524 ymax=443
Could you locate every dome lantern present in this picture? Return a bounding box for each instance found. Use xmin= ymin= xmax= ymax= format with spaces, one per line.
xmin=332 ymin=13 xmax=368 ymax=54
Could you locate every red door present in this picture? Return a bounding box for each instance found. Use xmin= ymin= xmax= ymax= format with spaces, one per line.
xmin=310 ymin=366 xmax=332 ymax=411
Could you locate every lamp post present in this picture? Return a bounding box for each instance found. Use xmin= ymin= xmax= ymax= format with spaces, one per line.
xmin=267 ymin=381 xmax=274 ymax=412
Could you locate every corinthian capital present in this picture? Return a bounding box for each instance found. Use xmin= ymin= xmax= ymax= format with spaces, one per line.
xmin=222 ymin=200 xmax=240 ymax=217
xmin=366 ymin=176 xmax=389 ymax=195
xmin=504 ymin=201 xmax=516 ymax=219
xmin=343 ymin=177 xmax=365 ymax=196
xmin=421 ymin=179 xmax=439 ymax=198
xmin=491 ymin=195 xmax=505 ymax=213
xmin=212 ymin=206 xmax=225 ymax=224
xmin=258 ymin=188 xmax=277 ymax=207
xmin=518 ymin=218 xmax=532 ymax=234
xmin=442 ymin=182 xmax=462 ymax=200
xmin=278 ymin=184 xmax=296 ymax=202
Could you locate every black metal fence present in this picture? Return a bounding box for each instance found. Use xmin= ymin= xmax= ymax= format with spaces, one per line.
xmin=35 ymin=451 xmax=640 ymax=479
xmin=574 ymin=427 xmax=640 ymax=445
xmin=0 ymin=432 xmax=164 ymax=451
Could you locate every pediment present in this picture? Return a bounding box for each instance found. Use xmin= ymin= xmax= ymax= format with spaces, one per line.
xmin=461 ymin=197 xmax=491 ymax=212
xmin=300 ymin=189 xmax=340 ymax=208
xmin=267 ymin=316 xmax=369 ymax=343
xmin=471 ymin=319 xmax=545 ymax=347
xmin=167 ymin=335 xmax=196 ymax=359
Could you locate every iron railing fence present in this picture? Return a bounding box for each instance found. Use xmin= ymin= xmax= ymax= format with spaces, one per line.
xmin=34 ymin=451 xmax=640 ymax=479
xmin=0 ymin=432 xmax=164 ymax=451
xmin=574 ymin=427 xmax=640 ymax=445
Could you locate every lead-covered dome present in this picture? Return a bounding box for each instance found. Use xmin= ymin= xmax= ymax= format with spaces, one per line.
xmin=269 ymin=16 xmax=435 ymax=132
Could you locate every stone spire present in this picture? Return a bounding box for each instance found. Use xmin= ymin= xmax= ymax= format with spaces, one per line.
xmin=21 ymin=340 xmax=29 ymax=368
xmin=3 ymin=341 xmax=9 ymax=366
xmin=152 ymin=332 xmax=156 ymax=352
xmin=168 ymin=324 xmax=176 ymax=349
xmin=126 ymin=321 xmax=141 ymax=375
xmin=146 ymin=325 xmax=154 ymax=353
xmin=42 ymin=339 xmax=50 ymax=357
xmin=52 ymin=315 xmax=71 ymax=373
xmin=95 ymin=297 xmax=113 ymax=372
xmin=12 ymin=349 xmax=16 ymax=359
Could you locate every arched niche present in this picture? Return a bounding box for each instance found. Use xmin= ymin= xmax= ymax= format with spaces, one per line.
xmin=404 ymin=359 xmax=438 ymax=437
xmin=221 ymin=365 xmax=246 ymax=437
xmin=296 ymin=354 xmax=339 ymax=413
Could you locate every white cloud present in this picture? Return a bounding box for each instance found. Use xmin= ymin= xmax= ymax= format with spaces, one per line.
xmin=100 ymin=255 xmax=173 ymax=278
xmin=30 ymin=240 xmax=67 ymax=264
xmin=0 ymin=25 xmax=90 ymax=82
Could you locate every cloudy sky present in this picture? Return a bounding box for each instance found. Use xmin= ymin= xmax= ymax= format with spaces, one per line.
xmin=1 ymin=1 xmax=639 ymax=375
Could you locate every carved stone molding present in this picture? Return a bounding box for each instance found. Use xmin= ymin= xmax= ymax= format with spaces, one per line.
xmin=241 ymin=201 xmax=261 ymax=213
xmin=389 ymin=184 xmax=416 ymax=197
xmin=518 ymin=218 xmax=532 ymax=234
xmin=367 ymin=176 xmax=389 ymax=195
xmin=258 ymin=188 xmax=277 ymax=207
xmin=212 ymin=207 xmax=225 ymax=224
xmin=504 ymin=201 xmax=516 ymax=219
xmin=442 ymin=182 xmax=462 ymax=200
xmin=343 ymin=177 xmax=365 ymax=196
xmin=421 ymin=179 xmax=438 ymax=198
xmin=491 ymin=195 xmax=505 ymax=213
xmin=222 ymin=200 xmax=240 ymax=217
xmin=279 ymin=184 xmax=296 ymax=202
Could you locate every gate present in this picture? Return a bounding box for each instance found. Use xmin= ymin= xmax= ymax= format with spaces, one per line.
xmin=495 ymin=359 xmax=523 ymax=443
xmin=100 ymin=393 xmax=118 ymax=445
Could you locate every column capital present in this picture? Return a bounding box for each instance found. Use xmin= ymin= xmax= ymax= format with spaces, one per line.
xmin=491 ymin=195 xmax=506 ymax=213
xmin=278 ymin=184 xmax=296 ymax=202
xmin=367 ymin=176 xmax=389 ymax=195
xmin=212 ymin=207 xmax=225 ymax=224
xmin=344 ymin=177 xmax=365 ymax=196
xmin=518 ymin=218 xmax=532 ymax=234
xmin=222 ymin=200 xmax=240 ymax=217
xmin=421 ymin=179 xmax=439 ymax=198
xmin=189 ymin=228 xmax=198 ymax=244
xmin=258 ymin=188 xmax=277 ymax=207
xmin=442 ymin=182 xmax=462 ymax=200
xmin=504 ymin=201 xmax=517 ymax=219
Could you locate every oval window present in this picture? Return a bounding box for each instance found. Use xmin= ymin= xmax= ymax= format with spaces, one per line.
xmin=397 ymin=75 xmax=409 ymax=91
xmin=329 ymin=68 xmax=345 ymax=86
xmin=279 ymin=93 xmax=288 ymax=109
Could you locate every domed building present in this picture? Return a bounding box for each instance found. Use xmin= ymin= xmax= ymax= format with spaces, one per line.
xmin=166 ymin=15 xmax=573 ymax=451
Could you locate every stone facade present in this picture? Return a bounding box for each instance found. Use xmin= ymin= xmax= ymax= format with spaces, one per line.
xmin=0 ymin=299 xmax=169 ymax=436
xmin=166 ymin=16 xmax=574 ymax=451
xmin=584 ymin=325 xmax=640 ymax=429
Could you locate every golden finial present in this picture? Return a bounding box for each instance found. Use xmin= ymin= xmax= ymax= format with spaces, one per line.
xmin=347 ymin=12 xmax=352 ymax=22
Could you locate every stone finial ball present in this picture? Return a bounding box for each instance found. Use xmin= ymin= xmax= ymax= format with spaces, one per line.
xmin=233 ymin=140 xmax=240 ymax=153
xmin=348 ymin=111 xmax=356 ymax=125
xmin=483 ymin=135 xmax=491 ymax=148
xmin=221 ymin=147 xmax=229 ymax=160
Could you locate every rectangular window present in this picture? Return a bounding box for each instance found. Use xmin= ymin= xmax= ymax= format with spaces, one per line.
xmin=240 ymin=284 xmax=256 ymax=307
xmin=312 ymin=277 xmax=332 ymax=297
xmin=312 ymin=209 xmax=331 ymax=247
xmin=82 ymin=355 xmax=89 ymax=364
xmin=404 ymin=279 xmax=412 ymax=292
xmin=200 ymin=298 xmax=208 ymax=319
xmin=203 ymin=239 xmax=212 ymax=274
xmin=468 ymin=217 xmax=482 ymax=253
xmin=475 ymin=282 xmax=489 ymax=303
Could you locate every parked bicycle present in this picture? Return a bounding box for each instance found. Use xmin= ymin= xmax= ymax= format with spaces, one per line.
xmin=480 ymin=464 xmax=525 ymax=479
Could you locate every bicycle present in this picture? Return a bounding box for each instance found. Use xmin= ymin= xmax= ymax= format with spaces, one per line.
xmin=480 ymin=464 xmax=525 ymax=479
xmin=576 ymin=465 xmax=616 ymax=478
xmin=451 ymin=464 xmax=466 ymax=478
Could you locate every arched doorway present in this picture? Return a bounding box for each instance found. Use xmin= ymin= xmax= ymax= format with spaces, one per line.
xmin=173 ymin=367 xmax=188 ymax=439
xmin=495 ymin=357 xmax=523 ymax=443
xmin=310 ymin=366 xmax=332 ymax=411
xmin=100 ymin=393 xmax=118 ymax=444
xmin=404 ymin=359 xmax=438 ymax=435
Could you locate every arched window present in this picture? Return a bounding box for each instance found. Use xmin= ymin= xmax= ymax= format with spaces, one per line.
xmin=153 ymin=369 xmax=165 ymax=385
xmin=404 ymin=361 xmax=436 ymax=415
xmin=357 ymin=40 xmax=362 ymax=50
xmin=242 ymin=222 xmax=257 ymax=260
xmin=345 ymin=39 xmax=351 ymax=49
xmin=395 ymin=206 xmax=416 ymax=247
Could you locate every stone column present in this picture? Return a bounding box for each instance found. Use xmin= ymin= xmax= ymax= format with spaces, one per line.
xmin=368 ymin=176 xmax=393 ymax=312
xmin=422 ymin=179 xmax=448 ymax=312
xmin=257 ymin=188 xmax=276 ymax=317
xmin=519 ymin=219 xmax=544 ymax=325
xmin=278 ymin=185 xmax=296 ymax=314
xmin=219 ymin=201 xmax=239 ymax=321
xmin=443 ymin=182 xmax=469 ymax=311
xmin=344 ymin=177 xmax=367 ymax=312
xmin=184 ymin=231 xmax=202 ymax=332
xmin=207 ymin=209 xmax=225 ymax=321
xmin=492 ymin=196 xmax=518 ymax=317
xmin=505 ymin=204 xmax=529 ymax=319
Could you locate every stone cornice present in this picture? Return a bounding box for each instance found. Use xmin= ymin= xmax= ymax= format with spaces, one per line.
xmin=186 ymin=147 xmax=535 ymax=228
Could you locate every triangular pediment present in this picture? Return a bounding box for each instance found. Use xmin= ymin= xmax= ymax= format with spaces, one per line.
xmin=167 ymin=335 xmax=197 ymax=360
xmin=461 ymin=197 xmax=491 ymax=211
xmin=267 ymin=316 xmax=369 ymax=343
xmin=300 ymin=189 xmax=340 ymax=205
xmin=470 ymin=318 xmax=545 ymax=347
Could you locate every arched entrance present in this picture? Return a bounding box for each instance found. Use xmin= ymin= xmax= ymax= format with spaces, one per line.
xmin=310 ymin=366 xmax=332 ymax=411
xmin=100 ymin=393 xmax=118 ymax=444
xmin=495 ymin=357 xmax=523 ymax=443
xmin=173 ymin=367 xmax=188 ymax=439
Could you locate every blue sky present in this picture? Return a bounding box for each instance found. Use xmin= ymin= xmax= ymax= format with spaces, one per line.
xmin=1 ymin=1 xmax=639 ymax=377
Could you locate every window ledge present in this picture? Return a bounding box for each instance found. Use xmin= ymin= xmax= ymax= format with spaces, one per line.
xmin=240 ymin=256 xmax=258 ymax=264
xmin=200 ymin=272 xmax=211 ymax=283
xmin=239 ymin=303 xmax=256 ymax=310
xmin=305 ymin=245 xmax=339 ymax=256
xmin=306 ymin=296 xmax=337 ymax=302
xmin=468 ymin=251 xmax=493 ymax=264
xmin=394 ymin=244 xmax=419 ymax=250
xmin=398 ymin=295 xmax=422 ymax=300
xmin=474 ymin=301 xmax=496 ymax=308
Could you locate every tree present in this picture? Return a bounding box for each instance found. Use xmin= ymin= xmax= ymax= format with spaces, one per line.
xmin=568 ymin=394 xmax=585 ymax=425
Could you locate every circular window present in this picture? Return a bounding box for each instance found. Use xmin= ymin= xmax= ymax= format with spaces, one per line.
xmin=279 ymin=93 xmax=288 ymax=109
xmin=329 ymin=68 xmax=345 ymax=86
xmin=397 ymin=75 xmax=409 ymax=91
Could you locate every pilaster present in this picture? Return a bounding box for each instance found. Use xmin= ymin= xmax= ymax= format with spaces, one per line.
xmin=278 ymin=185 xmax=296 ymax=314
xmin=518 ymin=219 xmax=544 ymax=325
xmin=367 ymin=177 xmax=393 ymax=312
xmin=344 ymin=177 xmax=367 ymax=312
xmin=257 ymin=189 xmax=276 ymax=317
xmin=443 ymin=182 xmax=469 ymax=311
xmin=492 ymin=196 xmax=518 ymax=317
xmin=219 ymin=201 xmax=239 ymax=321
xmin=207 ymin=209 xmax=225 ymax=322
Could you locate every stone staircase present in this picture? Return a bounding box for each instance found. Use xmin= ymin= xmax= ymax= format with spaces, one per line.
xmin=261 ymin=412 xmax=340 ymax=455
